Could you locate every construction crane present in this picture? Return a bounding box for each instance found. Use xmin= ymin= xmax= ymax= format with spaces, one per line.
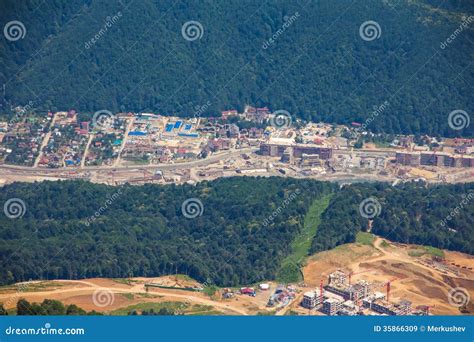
xmin=381 ymin=275 xmax=407 ymax=302
xmin=386 ymin=280 xmax=391 ymax=302
xmin=319 ymin=279 xmax=324 ymax=305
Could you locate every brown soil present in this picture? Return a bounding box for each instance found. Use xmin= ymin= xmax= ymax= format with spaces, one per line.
xmin=302 ymin=237 xmax=474 ymax=315
xmin=1 ymin=237 xmax=472 ymax=316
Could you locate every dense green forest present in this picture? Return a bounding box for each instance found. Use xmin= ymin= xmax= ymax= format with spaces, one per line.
xmin=0 ymin=178 xmax=473 ymax=287
xmin=1 ymin=0 xmax=473 ymax=137
xmin=310 ymin=182 xmax=474 ymax=254
xmin=0 ymin=177 xmax=336 ymax=286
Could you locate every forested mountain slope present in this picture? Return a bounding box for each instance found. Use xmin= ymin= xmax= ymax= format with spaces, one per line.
xmin=311 ymin=182 xmax=474 ymax=254
xmin=0 ymin=178 xmax=473 ymax=286
xmin=1 ymin=0 xmax=473 ymax=136
xmin=0 ymin=177 xmax=335 ymax=285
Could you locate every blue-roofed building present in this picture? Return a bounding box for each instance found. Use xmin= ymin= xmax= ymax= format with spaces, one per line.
xmin=178 ymin=132 xmax=199 ymax=138
xmin=165 ymin=123 xmax=174 ymax=132
xmin=128 ymin=131 xmax=147 ymax=136
xmin=174 ymin=121 xmax=182 ymax=129
xmin=184 ymin=124 xmax=192 ymax=130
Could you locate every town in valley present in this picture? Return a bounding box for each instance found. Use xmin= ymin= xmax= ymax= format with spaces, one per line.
xmin=0 ymin=105 xmax=472 ymax=186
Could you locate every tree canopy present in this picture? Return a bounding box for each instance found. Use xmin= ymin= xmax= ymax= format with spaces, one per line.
xmin=0 ymin=178 xmax=472 ymax=287
xmin=0 ymin=177 xmax=335 ymax=286
xmin=1 ymin=0 xmax=473 ymax=137
xmin=311 ymin=182 xmax=474 ymax=254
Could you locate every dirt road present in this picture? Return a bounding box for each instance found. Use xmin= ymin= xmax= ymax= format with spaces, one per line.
xmin=0 ymin=279 xmax=248 ymax=315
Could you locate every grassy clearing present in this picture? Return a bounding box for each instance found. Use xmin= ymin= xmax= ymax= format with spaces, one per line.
xmin=121 ymin=293 xmax=134 ymax=300
xmin=112 ymin=278 xmax=140 ymax=285
xmin=110 ymin=301 xmax=221 ymax=316
xmin=277 ymin=194 xmax=332 ymax=283
xmin=174 ymin=274 xmax=194 ymax=282
xmin=137 ymin=293 xmax=161 ymax=299
xmin=408 ymin=246 xmax=445 ymax=258
xmin=285 ymin=310 xmax=300 ymax=316
xmin=144 ymin=284 xmax=201 ymax=292
xmin=276 ymin=261 xmax=302 ymax=284
xmin=256 ymin=310 xmax=277 ymax=316
xmin=203 ymin=284 xmax=218 ymax=297
xmin=110 ymin=302 xmax=187 ymax=315
xmin=186 ymin=304 xmax=223 ymax=315
xmin=187 ymin=310 xmax=223 ymax=316
xmin=356 ymin=232 xmax=375 ymax=246
xmin=0 ymin=281 xmax=62 ymax=294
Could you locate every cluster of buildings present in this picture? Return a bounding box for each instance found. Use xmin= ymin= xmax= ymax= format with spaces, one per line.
xmin=119 ymin=113 xmax=202 ymax=164
xmin=301 ymin=270 xmax=414 ymax=316
xmin=38 ymin=111 xmax=89 ymax=168
xmin=85 ymin=130 xmax=124 ymax=166
xmin=395 ymin=151 xmax=474 ymax=168
xmin=219 ymin=106 xmax=272 ymax=122
xmin=0 ymin=106 xmax=472 ymax=186
xmin=0 ymin=116 xmax=49 ymax=166
xmin=198 ymin=122 xmax=240 ymax=138
xmin=259 ymin=142 xmax=333 ymax=164
xmin=238 ymin=106 xmax=271 ymax=123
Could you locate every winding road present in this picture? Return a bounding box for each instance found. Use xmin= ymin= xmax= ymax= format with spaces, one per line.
xmin=0 ymin=279 xmax=248 ymax=315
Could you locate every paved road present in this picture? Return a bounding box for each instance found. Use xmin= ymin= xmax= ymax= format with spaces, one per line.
xmin=33 ymin=113 xmax=57 ymax=167
xmin=81 ymin=133 xmax=95 ymax=168
xmin=0 ymin=147 xmax=398 ymax=175
xmin=0 ymin=147 xmax=259 ymax=174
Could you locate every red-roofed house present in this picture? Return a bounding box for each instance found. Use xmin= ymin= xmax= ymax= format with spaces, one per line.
xmin=221 ymin=110 xmax=238 ymax=120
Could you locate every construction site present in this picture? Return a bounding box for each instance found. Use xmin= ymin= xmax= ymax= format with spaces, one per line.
xmin=1 ymin=236 xmax=471 ymax=316
xmin=301 ymin=269 xmax=414 ymax=316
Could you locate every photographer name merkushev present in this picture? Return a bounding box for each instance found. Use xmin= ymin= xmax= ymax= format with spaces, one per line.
xmin=373 ymin=325 xmax=467 ymax=333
